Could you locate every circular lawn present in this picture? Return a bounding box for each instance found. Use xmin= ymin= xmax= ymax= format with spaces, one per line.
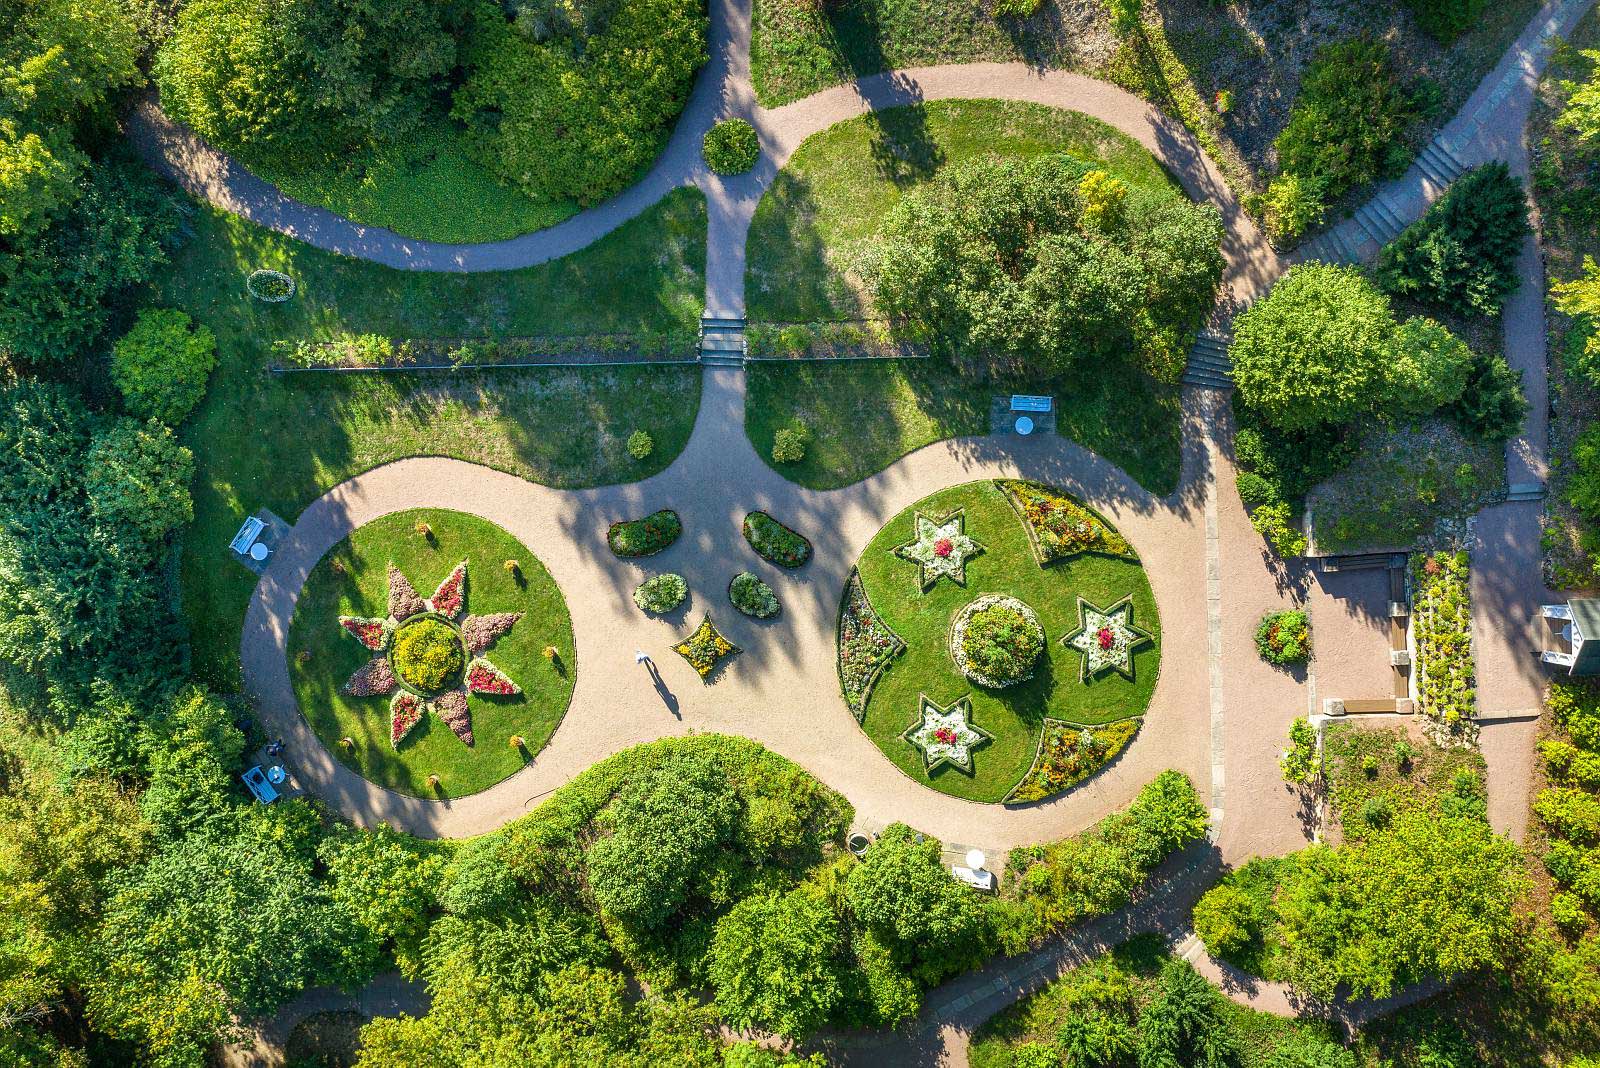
xmin=288 ymin=508 xmax=574 ymax=797
xmin=846 ymin=480 xmax=1159 ymax=803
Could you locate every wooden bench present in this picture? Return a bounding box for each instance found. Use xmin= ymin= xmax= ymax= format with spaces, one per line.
xmin=241 ymin=765 xmax=279 ymax=804
xmin=1010 ymin=394 xmax=1052 ymax=414
xmin=229 ymin=516 xmax=265 ymax=556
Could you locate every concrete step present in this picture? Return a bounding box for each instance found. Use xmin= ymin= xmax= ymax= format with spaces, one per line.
xmin=1327 ymin=224 xmax=1361 ymax=265
xmin=701 ymin=315 xmax=746 ymax=329
xmin=1353 ymin=204 xmax=1388 ymax=248
xmin=699 ymin=335 xmax=746 ymax=353
xmin=699 ymin=353 xmax=745 ymax=367
xmin=1414 ymin=145 xmax=1455 ymax=190
xmin=1426 ymin=137 xmax=1469 ymax=181
xmin=1370 ymin=195 xmax=1409 ymax=241
xmin=1507 ymin=481 xmax=1546 ymax=502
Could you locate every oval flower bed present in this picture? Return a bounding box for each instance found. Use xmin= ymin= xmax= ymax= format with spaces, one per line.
xmin=949 ymin=595 xmax=1045 ymax=689
xmin=743 ymin=511 xmax=813 ymax=567
xmin=607 ymin=509 xmax=683 ymax=558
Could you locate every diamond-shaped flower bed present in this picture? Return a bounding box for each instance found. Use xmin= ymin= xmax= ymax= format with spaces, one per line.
xmin=901 ymin=694 xmax=993 ymax=774
xmin=674 ymin=616 xmax=740 ymax=679
xmin=892 ymin=509 xmax=985 ymax=592
xmin=1062 ymin=595 xmax=1155 ymax=682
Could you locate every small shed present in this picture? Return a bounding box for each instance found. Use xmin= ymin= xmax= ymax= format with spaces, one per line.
xmin=1539 ymin=599 xmax=1600 ymax=675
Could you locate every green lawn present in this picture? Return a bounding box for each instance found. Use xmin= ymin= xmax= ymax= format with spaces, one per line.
xmin=158 ymin=190 xmax=706 ymax=689
xmin=287 ymin=509 xmax=574 ymax=797
xmin=969 ymin=933 xmax=1344 ymax=1068
xmin=853 ymin=481 xmax=1158 ymax=803
xmin=743 ymin=100 xmax=1185 ymax=494
xmin=248 ymin=117 xmax=577 ymax=244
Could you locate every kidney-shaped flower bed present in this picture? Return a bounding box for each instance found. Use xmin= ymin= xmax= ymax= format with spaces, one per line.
xmin=743 ymin=511 xmax=812 ymax=567
xmin=289 ymin=509 xmax=574 ymax=797
xmin=842 ymin=480 xmax=1160 ymax=803
xmin=608 ymin=509 xmax=683 ymax=558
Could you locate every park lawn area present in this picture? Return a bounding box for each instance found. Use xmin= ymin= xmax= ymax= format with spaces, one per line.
xmin=747 ymin=358 xmax=1182 ymax=494
xmin=287 ymin=509 xmax=574 ymax=798
xmin=248 ymin=117 xmax=577 ymax=244
xmin=969 ymin=933 xmax=1344 ymax=1068
xmin=855 ymin=481 xmax=1158 ymax=803
xmin=746 ymin=100 xmax=1181 ymax=322
xmin=159 ymin=190 xmax=706 ymax=689
xmin=744 ymin=100 xmax=1185 ymax=494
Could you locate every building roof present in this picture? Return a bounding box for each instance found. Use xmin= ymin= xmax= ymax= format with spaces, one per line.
xmin=1572 ymin=598 xmax=1600 ymax=673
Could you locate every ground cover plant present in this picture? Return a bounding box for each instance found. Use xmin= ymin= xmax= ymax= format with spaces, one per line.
xmin=746 ymin=100 xmax=1194 ymax=493
xmin=608 ymin=509 xmax=683 ymax=557
xmin=1536 ymin=681 xmax=1600 ymax=936
xmin=158 ymin=191 xmax=704 ymax=688
xmin=152 ymin=0 xmax=708 ymax=242
xmin=1411 ymin=550 xmax=1478 ymax=745
xmin=848 ymin=480 xmax=1158 ymax=802
xmin=969 ymin=933 xmax=1348 ymax=1068
xmin=743 ymin=511 xmax=813 ymax=567
xmin=287 ymin=509 xmax=574 ymax=796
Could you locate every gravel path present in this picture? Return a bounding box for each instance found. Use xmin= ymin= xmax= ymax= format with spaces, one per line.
xmin=188 ymin=0 xmax=1591 ymax=1061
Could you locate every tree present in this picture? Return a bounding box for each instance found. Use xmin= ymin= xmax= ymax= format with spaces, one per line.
xmin=1135 ymin=958 xmax=1238 ymax=1068
xmin=1274 ymin=810 xmax=1526 ymax=1000
xmin=846 ymin=823 xmax=990 ymax=983
xmin=1557 ymin=50 xmax=1600 ymax=148
xmin=1192 ymin=884 xmax=1259 ymax=957
xmin=136 ymin=687 xmax=246 ymax=839
xmin=110 ymin=308 xmax=218 ymax=425
xmin=1229 ymin=263 xmax=1398 ymax=431
xmin=1376 ymin=163 xmax=1530 ymax=317
xmin=1445 ymin=350 xmax=1526 ymax=444
xmin=83 ymin=419 xmax=195 ymax=545
xmin=708 ymin=888 xmax=843 ymax=1037
xmin=1382 ymin=316 xmax=1472 ymax=417
xmin=88 ymin=810 xmax=367 ymax=1065
xmin=869 ymin=153 xmax=1222 ymax=383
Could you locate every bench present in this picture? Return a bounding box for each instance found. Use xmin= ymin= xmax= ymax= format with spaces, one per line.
xmin=951 ymin=864 xmax=996 ymax=892
xmin=230 ymin=516 xmax=265 ymax=556
xmin=1010 ymin=394 xmax=1052 ymax=414
xmin=242 ymin=765 xmax=279 ymax=805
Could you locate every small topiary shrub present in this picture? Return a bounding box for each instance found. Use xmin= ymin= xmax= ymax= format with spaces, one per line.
xmin=1255 ymin=609 xmax=1311 ymax=665
xmin=1446 ymin=349 xmax=1527 ymax=444
xmin=110 ymin=308 xmax=218 ymax=425
xmin=742 ymin=511 xmax=812 ymax=567
xmin=633 ymin=573 xmax=688 ymax=614
xmin=729 ymin=571 xmax=779 ymax=618
xmin=772 ymin=419 xmax=810 ymax=464
xmin=703 ymin=118 xmax=760 ymax=175
xmin=246 ymin=269 xmax=295 ymax=302
xmin=607 ymin=509 xmax=682 ymax=557
xmin=627 ymin=429 xmax=654 ymax=460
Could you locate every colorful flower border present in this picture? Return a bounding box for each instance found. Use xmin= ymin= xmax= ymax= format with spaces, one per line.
xmin=998 ymin=479 xmax=1138 ymax=567
xmin=1003 ymin=717 xmax=1142 ymax=804
xmin=835 ymin=569 xmax=907 ymax=722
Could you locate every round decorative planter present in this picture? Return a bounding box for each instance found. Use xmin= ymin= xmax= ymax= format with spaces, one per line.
xmin=389 ymin=611 xmax=467 ymax=697
xmin=949 ymin=594 xmax=1045 ymax=689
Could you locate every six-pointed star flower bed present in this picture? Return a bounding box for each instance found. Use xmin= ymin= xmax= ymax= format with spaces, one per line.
xmin=288 ymin=509 xmax=575 ymax=797
xmin=844 ymin=480 xmax=1159 ymax=803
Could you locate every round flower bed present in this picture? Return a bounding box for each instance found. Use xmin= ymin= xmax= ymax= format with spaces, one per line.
xmin=729 ymin=571 xmax=780 ymax=618
xmin=246 ymin=269 xmax=296 ymax=303
xmin=634 ymin=573 xmax=688 ymax=614
xmin=949 ymin=595 xmax=1046 ymax=689
xmin=391 ymin=615 xmax=466 ymax=693
xmin=1255 ymin=609 xmax=1311 ymax=666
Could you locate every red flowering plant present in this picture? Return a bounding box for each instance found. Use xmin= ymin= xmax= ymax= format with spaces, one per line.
xmin=934 ymin=538 xmax=954 ymax=558
xmin=466 ymin=658 xmax=521 ymax=696
xmin=1097 ymin=627 xmax=1115 ymax=651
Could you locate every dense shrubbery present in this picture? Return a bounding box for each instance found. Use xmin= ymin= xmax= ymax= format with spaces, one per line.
xmin=1377 ymin=163 xmax=1530 ymax=317
xmin=1403 ymin=0 xmax=1493 ymax=41
xmin=110 ymin=308 xmax=218 ymax=426
xmin=607 ymin=509 xmax=683 ymax=557
xmin=1257 ymin=39 xmax=1420 ymax=243
xmin=869 ymin=154 xmax=1223 ymax=384
xmin=704 ymin=118 xmax=760 ymax=175
xmin=1541 ymin=682 xmax=1600 ymax=929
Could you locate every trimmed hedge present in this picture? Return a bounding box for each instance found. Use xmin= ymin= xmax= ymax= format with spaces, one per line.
xmin=607 ymin=509 xmax=682 ymax=557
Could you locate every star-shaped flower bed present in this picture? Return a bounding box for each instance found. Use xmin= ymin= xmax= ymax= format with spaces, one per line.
xmin=891 ymin=509 xmax=985 ymax=592
xmin=673 ymin=616 xmax=740 ymax=679
xmin=1062 ymin=595 xmax=1155 ymax=682
xmin=901 ymin=694 xmax=993 ymax=774
xmin=338 ymin=561 xmax=522 ymax=749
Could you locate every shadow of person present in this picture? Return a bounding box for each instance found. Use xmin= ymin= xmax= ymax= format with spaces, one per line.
xmin=644 ymin=658 xmax=681 ymax=718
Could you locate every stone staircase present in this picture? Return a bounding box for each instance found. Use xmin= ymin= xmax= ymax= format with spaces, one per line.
xmin=1507 ymin=481 xmax=1547 ymax=503
xmin=698 ymin=315 xmax=746 ymax=366
xmin=1180 ymin=329 xmax=1234 ymax=391
xmin=1296 ymin=135 xmax=1472 ymax=267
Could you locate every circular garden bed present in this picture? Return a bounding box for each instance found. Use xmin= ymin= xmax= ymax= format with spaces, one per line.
xmin=288 ymin=509 xmax=574 ymax=797
xmin=840 ymin=480 xmax=1159 ymax=803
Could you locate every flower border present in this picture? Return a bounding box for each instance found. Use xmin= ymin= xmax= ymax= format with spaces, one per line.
xmin=835 ymin=569 xmax=906 ymax=722
xmin=672 ymin=615 xmax=741 ymax=679
xmin=998 ymin=478 xmax=1138 ymax=568
xmin=742 ymin=511 xmax=813 ymax=568
xmin=1003 ymin=716 xmax=1142 ymax=804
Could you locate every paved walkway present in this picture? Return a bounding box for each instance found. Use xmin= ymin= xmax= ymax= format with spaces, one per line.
xmin=181 ymin=0 xmax=1592 ymax=1061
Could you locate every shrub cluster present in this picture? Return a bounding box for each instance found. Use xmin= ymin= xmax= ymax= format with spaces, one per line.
xmin=1403 ymin=0 xmax=1493 ymax=40
xmin=632 ymin=573 xmax=687 ymax=614
xmin=607 ymin=509 xmax=682 ymax=557
xmin=1540 ymin=683 xmax=1600 ymax=929
xmin=869 ymin=153 xmax=1223 ymax=384
xmin=956 ymin=598 xmax=1045 ymax=688
xmin=627 ymin=429 xmax=654 ymax=460
xmin=1411 ymin=551 xmax=1477 ymax=740
xmin=1256 ymin=39 xmax=1421 ymax=243
xmin=1255 ymin=610 xmax=1310 ymax=666
xmin=111 ymin=308 xmax=218 ymax=426
xmin=391 ymin=618 xmax=464 ymax=692
xmin=772 ymin=418 xmax=810 ymax=464
xmin=704 ymin=118 xmax=760 ymax=175
xmin=729 ymin=572 xmax=780 ymax=618
xmin=1376 ymin=163 xmax=1531 ymax=317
